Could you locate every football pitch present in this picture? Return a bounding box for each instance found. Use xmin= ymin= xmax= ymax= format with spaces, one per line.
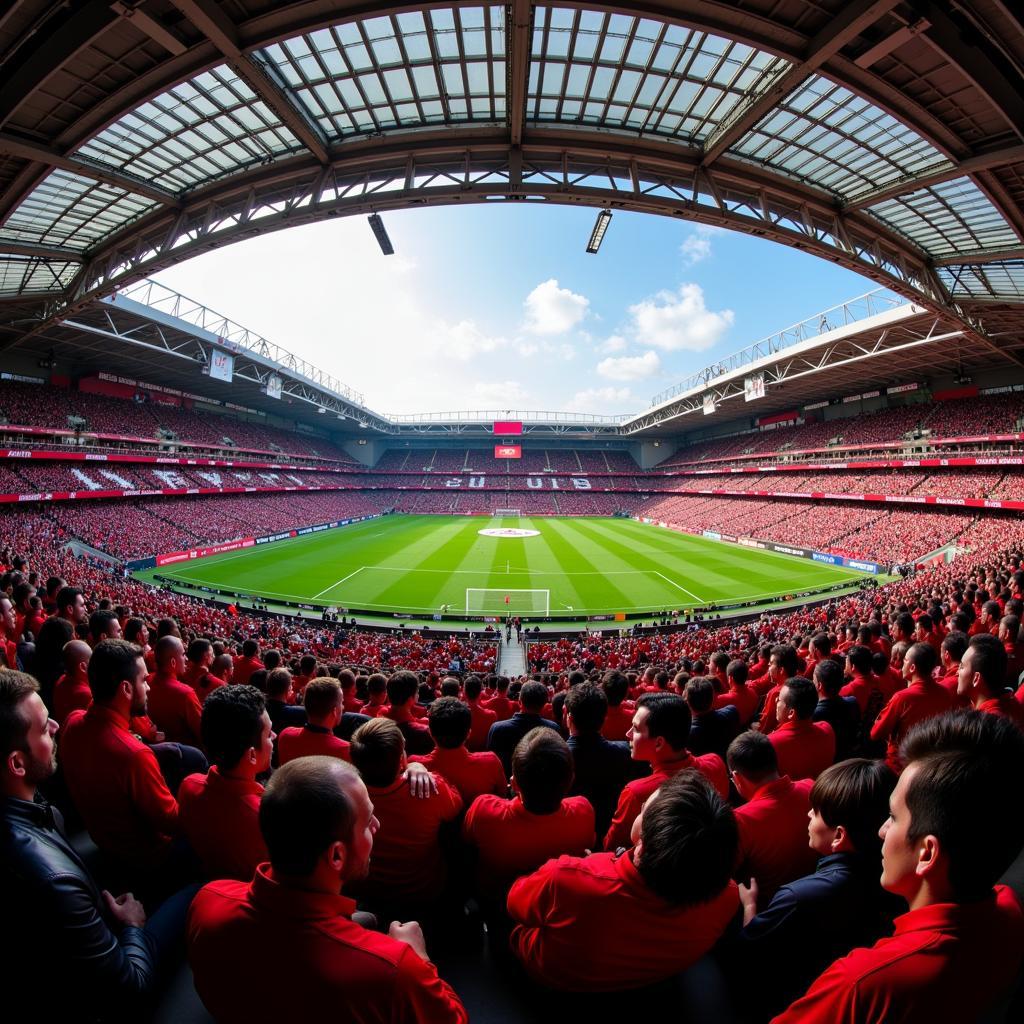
xmin=137 ymin=514 xmax=871 ymax=618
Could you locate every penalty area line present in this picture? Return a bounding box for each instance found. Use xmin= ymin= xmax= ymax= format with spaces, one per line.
xmin=313 ymin=567 xmax=365 ymax=600
xmin=652 ymin=571 xmax=704 ymax=605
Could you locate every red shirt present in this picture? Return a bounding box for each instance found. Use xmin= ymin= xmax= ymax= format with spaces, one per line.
xmin=870 ymin=680 xmax=955 ymax=771
xmin=178 ymin=767 xmax=266 ymax=881
xmin=604 ymin=752 xmax=728 ymax=851
xmin=714 ymin=683 xmax=759 ymax=726
xmin=147 ymin=672 xmax=204 ymax=748
xmin=840 ymin=672 xmax=876 ymax=714
xmin=733 ymin=776 xmax=817 ymax=903
xmin=189 ymin=865 xmax=467 ymax=1024
xmin=409 ymin=746 xmax=506 ymax=805
xmin=465 ymin=700 xmax=497 ymax=751
xmin=53 ymin=672 xmax=91 ymax=726
xmin=600 ymin=702 xmax=634 ymax=742
xmin=508 ymin=850 xmax=738 ymax=991
xmin=462 ymin=794 xmax=595 ymax=892
xmin=769 ymin=719 xmax=836 ymax=781
xmin=60 ymin=704 xmax=178 ymax=864
xmin=348 ymin=776 xmax=463 ymax=904
xmin=771 ymin=886 xmax=1024 ymax=1024
xmin=483 ymin=694 xmax=518 ymax=722
xmin=758 ymin=683 xmax=783 ymax=734
xmin=277 ymin=725 xmax=351 ymax=765
xmin=977 ymin=694 xmax=1024 ymax=730
xmin=231 ymin=654 xmax=262 ymax=687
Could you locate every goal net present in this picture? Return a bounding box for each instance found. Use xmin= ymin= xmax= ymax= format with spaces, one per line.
xmin=494 ymin=508 xmax=521 ymax=517
xmin=466 ymin=588 xmax=550 ymax=616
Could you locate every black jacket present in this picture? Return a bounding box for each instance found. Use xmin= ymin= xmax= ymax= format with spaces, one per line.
xmin=0 ymin=795 xmax=158 ymax=1016
xmin=566 ymin=732 xmax=633 ymax=840
xmin=486 ymin=712 xmax=561 ymax=775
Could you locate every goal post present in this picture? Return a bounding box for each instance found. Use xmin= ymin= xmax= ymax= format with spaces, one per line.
xmin=493 ymin=508 xmax=521 ymax=517
xmin=466 ymin=588 xmax=550 ymax=616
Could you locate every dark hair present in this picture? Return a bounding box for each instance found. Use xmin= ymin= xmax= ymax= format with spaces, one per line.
xmin=201 ymin=685 xmax=266 ymax=770
xmin=726 ymin=730 xmax=777 ymax=780
xmin=726 ymin=659 xmax=748 ymax=686
xmin=259 ymin=757 xmax=358 ymax=876
xmin=366 ymin=673 xmax=387 ymax=697
xmin=683 ymin=676 xmax=714 ymax=714
xmin=846 ymin=645 xmax=874 ymax=675
xmin=266 ymin=668 xmax=292 ymax=699
xmin=427 ymin=696 xmax=472 ymax=749
xmin=780 ymin=676 xmax=817 ymax=719
xmin=900 ymin=712 xmax=1024 ymax=900
xmin=303 ymin=678 xmax=342 ymax=719
xmin=464 ymin=675 xmax=483 ymax=700
xmin=512 ymin=728 xmax=573 ymax=814
xmin=811 ymin=758 xmax=896 ymax=856
xmin=637 ymin=692 xmax=691 ymax=751
xmin=55 ymin=587 xmax=82 ymax=615
xmin=241 ymin=638 xmax=259 ymax=657
xmin=187 ymin=638 xmax=212 ymax=663
xmin=905 ymin=641 xmax=938 ymax=680
xmin=602 ymin=670 xmax=628 ymax=706
xmin=440 ymin=678 xmax=461 ymax=698
xmin=813 ymin=659 xmax=844 ymax=697
xmin=810 ymin=632 xmax=832 ymax=656
xmin=637 ymin=771 xmax=738 ymax=905
xmin=87 ymin=640 xmax=144 ymax=702
xmin=386 ymin=670 xmax=419 ymax=706
xmin=300 ymin=654 xmax=317 ymax=676
xmin=88 ymin=609 xmax=120 ymax=644
xmin=893 ymin=612 xmax=916 ymax=639
xmin=351 ymin=718 xmax=405 ymax=787
xmin=520 ymin=680 xmax=548 ymax=712
xmin=710 ymin=652 xmax=729 ymax=673
xmin=0 ymin=669 xmax=39 ymax=757
xmin=771 ymin=645 xmax=799 ymax=676
xmin=123 ymin=617 xmax=148 ymax=646
xmin=965 ymin=633 xmax=1008 ymax=693
xmin=564 ymin=682 xmax=607 ymax=733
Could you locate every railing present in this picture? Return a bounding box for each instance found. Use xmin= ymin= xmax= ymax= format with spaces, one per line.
xmin=648 ymin=288 xmax=909 ymax=407
xmin=385 ymin=409 xmax=631 ymax=424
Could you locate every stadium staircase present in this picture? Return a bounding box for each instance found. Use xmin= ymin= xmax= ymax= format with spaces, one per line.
xmin=497 ymin=636 xmax=526 ymax=677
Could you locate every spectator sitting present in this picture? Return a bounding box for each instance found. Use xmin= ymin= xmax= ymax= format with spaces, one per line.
xmin=231 ymin=638 xmax=261 ymax=687
xmin=381 ymin=671 xmax=434 ymax=756
xmin=334 ymin=668 xmax=371 ymax=741
xmin=604 ymin=692 xmax=728 ymax=851
xmin=463 ymin=728 xmax=594 ymax=905
xmin=599 ymin=670 xmax=634 ymax=741
xmin=812 ymin=659 xmax=860 ymax=761
xmin=769 ymin=677 xmax=836 ymax=781
xmin=183 ymin=638 xmax=224 ymax=701
xmin=408 ymin=696 xmax=506 ymax=805
xmin=774 ymin=712 xmax=1024 ymax=1022
xmin=840 ymin=644 xmax=877 ymax=715
xmin=147 ymin=635 xmax=204 ymax=749
xmin=482 ymin=675 xmax=518 ymax=722
xmin=360 ymin=672 xmax=389 ymax=717
xmin=684 ymin=676 xmax=739 ymax=758
xmin=52 ymin=638 xmax=93 ymax=727
xmin=957 ymin=632 xmax=1024 ymax=727
xmin=0 ymin=669 xmax=196 ymax=1018
xmin=187 ymin=757 xmax=467 ymax=1023
xmin=486 ymin=680 xmax=560 ymax=776
xmin=348 ymin=718 xmax=462 ymax=910
xmin=756 ymin=644 xmax=800 ymax=733
xmin=88 ymin=608 xmax=123 ymax=646
xmin=508 ymin=771 xmax=739 ymax=992
xmin=733 ymin=758 xmax=897 ymax=1020
xmin=265 ymin=667 xmax=306 ymax=742
xmin=937 ymin=631 xmax=968 ymax=696
xmin=178 ymin=685 xmax=272 ymax=880
xmin=463 ymin=674 xmax=497 ymax=751
xmin=714 ymin=658 xmax=759 ymax=725
xmin=278 ymin=678 xmax=351 ymax=765
xmin=727 ymin=731 xmax=817 ymax=904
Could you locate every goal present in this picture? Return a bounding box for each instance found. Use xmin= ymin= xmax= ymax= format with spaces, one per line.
xmin=494 ymin=508 xmax=521 ymax=517
xmin=465 ymin=588 xmax=550 ymax=616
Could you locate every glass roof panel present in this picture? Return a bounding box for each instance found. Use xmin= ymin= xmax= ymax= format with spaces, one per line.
xmin=257 ymin=6 xmax=506 ymax=139
xmin=733 ymin=75 xmax=952 ymax=200
xmin=528 ymin=6 xmax=790 ymax=142
xmin=0 ymin=256 xmax=78 ymax=297
xmin=938 ymin=261 xmax=1024 ymax=301
xmin=0 ymin=170 xmax=158 ymax=251
xmin=76 ymin=66 xmax=303 ymax=194
xmin=867 ymin=177 xmax=1020 ymax=258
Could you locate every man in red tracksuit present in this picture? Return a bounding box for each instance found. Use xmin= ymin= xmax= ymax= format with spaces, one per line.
xmin=188 ymin=757 xmax=467 ymax=1023
xmin=772 ymin=711 xmax=1024 ymax=1023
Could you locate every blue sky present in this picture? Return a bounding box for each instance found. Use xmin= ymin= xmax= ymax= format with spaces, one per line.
xmin=152 ymin=202 xmax=885 ymax=416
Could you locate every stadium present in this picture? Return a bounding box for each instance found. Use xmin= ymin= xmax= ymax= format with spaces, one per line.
xmin=1 ymin=1 xmax=1024 ymax=1022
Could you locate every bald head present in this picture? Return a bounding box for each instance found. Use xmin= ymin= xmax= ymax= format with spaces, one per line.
xmin=155 ymin=635 xmax=184 ymax=671
xmin=62 ymin=639 xmax=92 ymax=676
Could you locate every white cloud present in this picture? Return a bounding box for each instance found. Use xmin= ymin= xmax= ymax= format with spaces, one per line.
xmin=598 ymin=334 xmax=628 ymax=354
xmin=523 ymin=278 xmax=589 ymax=335
xmin=597 ymin=350 xmax=662 ymax=381
xmin=627 ymin=283 xmax=734 ymax=352
xmin=427 ymin=319 xmax=505 ymax=362
xmin=470 ymin=379 xmax=530 ymax=407
xmin=681 ymin=233 xmax=712 ymax=265
xmin=565 ymin=386 xmax=635 ymax=414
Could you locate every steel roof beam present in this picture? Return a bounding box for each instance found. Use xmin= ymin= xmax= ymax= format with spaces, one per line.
xmin=171 ymin=0 xmax=331 ymax=165
xmin=0 ymin=241 xmax=84 ymax=262
xmin=700 ymin=0 xmax=902 ymax=166
xmin=933 ymin=248 xmax=1024 ymax=267
xmin=507 ymin=0 xmax=533 ymax=152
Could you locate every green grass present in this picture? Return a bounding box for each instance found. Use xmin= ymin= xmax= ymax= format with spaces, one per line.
xmin=134 ymin=514 xmax=870 ymax=618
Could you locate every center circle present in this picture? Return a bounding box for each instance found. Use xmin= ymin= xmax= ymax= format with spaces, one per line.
xmin=478 ymin=528 xmax=540 ymax=538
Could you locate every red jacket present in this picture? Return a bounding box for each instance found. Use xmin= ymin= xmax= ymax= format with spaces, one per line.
xmin=604 ymin=752 xmax=728 ymax=851
xmin=714 ymin=683 xmax=759 ymax=726
xmin=462 ymin=794 xmax=595 ymax=892
xmin=771 ymin=886 xmax=1024 ymax=1023
xmin=409 ymin=745 xmax=506 ymax=806
xmin=178 ymin=767 xmax=266 ymax=881
xmin=483 ymin=694 xmax=518 ymax=722
xmin=60 ymin=704 xmax=178 ymax=864
xmin=734 ymin=776 xmax=817 ymax=902
xmin=465 ymin=700 xmax=497 ymax=751
xmin=147 ymin=673 xmax=203 ymax=748
xmin=231 ymin=654 xmax=262 ymax=688
xmin=189 ymin=865 xmax=467 ymax=1024
xmin=870 ymin=680 xmax=955 ymax=771
xmin=769 ymin=719 xmax=836 ymax=781
xmin=277 ymin=725 xmax=351 ymax=765
xmin=508 ymin=850 xmax=738 ymax=991
xmin=600 ymin=702 xmax=634 ymax=742
xmin=52 ymin=672 xmax=91 ymax=727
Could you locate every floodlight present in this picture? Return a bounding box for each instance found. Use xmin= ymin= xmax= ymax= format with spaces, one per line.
xmin=317 ymin=406 xmax=327 ymax=414
xmin=368 ymin=214 xmax=395 ymax=255
xmin=586 ymin=209 xmax=612 ymax=254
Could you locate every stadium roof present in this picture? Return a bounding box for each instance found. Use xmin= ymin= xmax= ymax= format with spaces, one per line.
xmin=0 ymin=1 xmax=1022 ymax=401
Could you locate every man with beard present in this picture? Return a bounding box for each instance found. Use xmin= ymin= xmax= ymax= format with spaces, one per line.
xmin=0 ymin=668 xmax=194 ymax=1016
